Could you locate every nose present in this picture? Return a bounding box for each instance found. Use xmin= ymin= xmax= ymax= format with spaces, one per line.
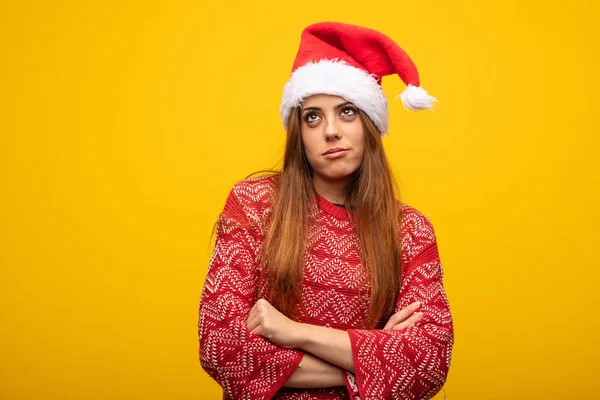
xmin=324 ymin=118 xmax=342 ymax=142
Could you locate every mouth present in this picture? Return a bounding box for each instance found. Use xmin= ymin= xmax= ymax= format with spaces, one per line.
xmin=322 ymin=147 xmax=350 ymax=159
xmin=322 ymin=147 xmax=349 ymax=156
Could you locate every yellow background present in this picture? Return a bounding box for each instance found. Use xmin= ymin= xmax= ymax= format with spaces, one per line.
xmin=1 ymin=0 xmax=599 ymax=398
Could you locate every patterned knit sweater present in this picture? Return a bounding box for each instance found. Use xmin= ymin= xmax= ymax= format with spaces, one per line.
xmin=198 ymin=176 xmax=454 ymax=400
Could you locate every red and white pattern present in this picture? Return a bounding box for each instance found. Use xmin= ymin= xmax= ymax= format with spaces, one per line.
xmin=198 ymin=176 xmax=454 ymax=399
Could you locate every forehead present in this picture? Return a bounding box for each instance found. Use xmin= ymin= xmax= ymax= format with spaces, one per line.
xmin=301 ymin=94 xmax=349 ymax=108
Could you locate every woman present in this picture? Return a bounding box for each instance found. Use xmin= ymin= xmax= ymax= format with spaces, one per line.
xmin=198 ymin=22 xmax=454 ymax=400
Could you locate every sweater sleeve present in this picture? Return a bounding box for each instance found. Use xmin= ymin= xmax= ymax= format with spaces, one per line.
xmin=198 ymin=188 xmax=303 ymax=399
xmin=345 ymin=213 xmax=454 ymax=400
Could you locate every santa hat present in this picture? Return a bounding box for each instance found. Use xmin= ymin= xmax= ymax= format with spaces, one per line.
xmin=279 ymin=22 xmax=437 ymax=134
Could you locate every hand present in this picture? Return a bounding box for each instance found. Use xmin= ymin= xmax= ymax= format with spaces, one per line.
xmin=246 ymin=299 xmax=304 ymax=349
xmin=382 ymin=301 xmax=423 ymax=330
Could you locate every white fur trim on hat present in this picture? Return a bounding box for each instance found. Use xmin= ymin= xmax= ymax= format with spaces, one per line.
xmin=279 ymin=59 xmax=389 ymax=133
xmin=399 ymin=85 xmax=438 ymax=110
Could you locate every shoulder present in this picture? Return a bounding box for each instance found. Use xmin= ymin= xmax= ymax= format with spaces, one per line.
xmin=229 ymin=174 xmax=278 ymax=205
xmin=222 ymin=174 xmax=279 ymax=225
xmin=399 ymin=203 xmax=436 ymax=237
xmin=399 ymin=203 xmax=438 ymax=263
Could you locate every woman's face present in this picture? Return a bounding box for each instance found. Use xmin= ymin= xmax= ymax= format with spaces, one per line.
xmin=300 ymin=94 xmax=365 ymax=182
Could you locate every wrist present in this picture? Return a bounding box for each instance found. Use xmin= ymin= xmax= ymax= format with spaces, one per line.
xmin=295 ymin=322 xmax=315 ymax=349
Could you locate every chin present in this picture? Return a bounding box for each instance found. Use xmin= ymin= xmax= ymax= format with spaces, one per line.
xmin=320 ymin=166 xmax=359 ymax=181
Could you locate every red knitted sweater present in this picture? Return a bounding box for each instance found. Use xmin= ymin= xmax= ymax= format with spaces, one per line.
xmin=198 ymin=176 xmax=454 ymax=399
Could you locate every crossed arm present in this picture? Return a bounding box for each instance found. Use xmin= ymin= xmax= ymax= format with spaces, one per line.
xmin=246 ymin=298 xmax=424 ymax=388
xmin=199 ymin=192 xmax=453 ymax=398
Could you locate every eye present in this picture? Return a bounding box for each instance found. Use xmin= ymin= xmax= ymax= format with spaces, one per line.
xmin=340 ymin=106 xmax=357 ymax=117
xmin=303 ymin=112 xmax=320 ymax=124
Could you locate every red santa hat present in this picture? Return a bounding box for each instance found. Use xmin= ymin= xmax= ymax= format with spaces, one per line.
xmin=280 ymin=22 xmax=437 ymax=134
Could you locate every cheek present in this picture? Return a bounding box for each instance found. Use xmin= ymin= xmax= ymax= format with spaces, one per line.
xmin=300 ymin=132 xmax=320 ymax=163
xmin=354 ymin=143 xmax=365 ymax=164
xmin=349 ymin=125 xmax=366 ymax=161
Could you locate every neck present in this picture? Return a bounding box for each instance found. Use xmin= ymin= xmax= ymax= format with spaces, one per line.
xmin=312 ymin=174 xmax=348 ymax=204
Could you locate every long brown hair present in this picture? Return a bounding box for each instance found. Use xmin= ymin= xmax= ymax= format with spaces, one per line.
xmin=261 ymin=106 xmax=403 ymax=329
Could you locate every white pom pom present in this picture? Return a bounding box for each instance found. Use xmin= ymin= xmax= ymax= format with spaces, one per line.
xmin=398 ymin=85 xmax=438 ymax=111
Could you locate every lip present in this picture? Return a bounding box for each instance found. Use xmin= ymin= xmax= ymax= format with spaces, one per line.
xmin=322 ymin=148 xmax=349 ymax=159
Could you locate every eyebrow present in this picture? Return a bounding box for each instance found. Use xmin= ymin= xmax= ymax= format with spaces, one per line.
xmin=302 ymin=101 xmax=353 ymax=112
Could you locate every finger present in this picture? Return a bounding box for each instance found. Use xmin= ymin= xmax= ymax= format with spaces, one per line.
xmin=383 ymin=314 xmax=401 ymax=331
xmin=250 ymin=324 xmax=263 ymax=336
xmin=247 ymin=315 xmax=260 ymax=332
xmin=407 ymin=311 xmax=424 ymax=326
xmin=246 ymin=305 xmax=258 ymax=324
xmin=256 ymin=298 xmax=270 ymax=310
xmin=251 ymin=324 xmax=273 ymax=340
xmin=391 ymin=311 xmax=423 ymax=331
xmin=383 ymin=301 xmax=421 ymax=330
xmin=391 ymin=301 xmax=421 ymax=325
xmin=248 ymin=299 xmax=268 ymax=322
xmin=392 ymin=311 xmax=423 ymax=331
